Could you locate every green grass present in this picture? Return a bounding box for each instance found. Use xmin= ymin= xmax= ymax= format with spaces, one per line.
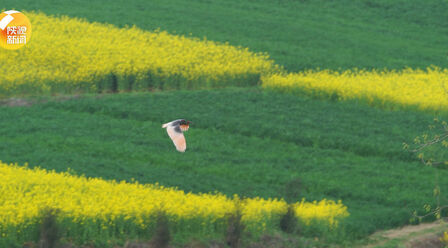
xmin=1 ymin=0 xmax=448 ymax=245
xmin=0 ymin=88 xmax=447 ymax=243
xmin=4 ymin=0 xmax=447 ymax=71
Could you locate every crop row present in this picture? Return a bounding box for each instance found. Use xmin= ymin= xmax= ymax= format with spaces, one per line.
xmin=262 ymin=67 xmax=448 ymax=111
xmin=1 ymin=12 xmax=447 ymax=113
xmin=0 ymin=161 xmax=348 ymax=243
xmin=0 ymin=12 xmax=276 ymax=96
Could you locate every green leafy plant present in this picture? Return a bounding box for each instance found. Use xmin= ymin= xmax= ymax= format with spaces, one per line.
xmin=405 ymin=118 xmax=448 ymax=221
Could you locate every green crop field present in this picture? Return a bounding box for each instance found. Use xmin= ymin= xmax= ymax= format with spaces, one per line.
xmin=6 ymin=0 xmax=448 ymax=71
xmin=1 ymin=89 xmax=447 ymax=243
xmin=1 ymin=0 xmax=447 ymax=247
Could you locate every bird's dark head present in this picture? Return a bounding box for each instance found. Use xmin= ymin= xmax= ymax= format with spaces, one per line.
xmin=179 ymin=119 xmax=191 ymax=132
xmin=180 ymin=119 xmax=191 ymax=125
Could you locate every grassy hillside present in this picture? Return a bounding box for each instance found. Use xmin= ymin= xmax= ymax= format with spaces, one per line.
xmin=1 ymin=0 xmax=447 ymax=245
xmin=0 ymin=11 xmax=278 ymax=97
xmin=0 ymin=89 xmax=447 ymax=240
xmin=5 ymin=0 xmax=447 ymax=71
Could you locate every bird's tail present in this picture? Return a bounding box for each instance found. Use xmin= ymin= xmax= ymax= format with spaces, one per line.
xmin=162 ymin=123 xmax=169 ymax=128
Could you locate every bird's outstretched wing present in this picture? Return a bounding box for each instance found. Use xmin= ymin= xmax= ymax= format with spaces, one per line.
xmin=166 ymin=125 xmax=186 ymax=152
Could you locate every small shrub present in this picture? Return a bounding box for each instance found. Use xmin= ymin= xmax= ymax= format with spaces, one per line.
xmin=149 ymin=212 xmax=171 ymax=248
xmin=39 ymin=208 xmax=61 ymax=248
xmin=280 ymin=205 xmax=299 ymax=234
xmin=225 ymin=211 xmax=245 ymax=248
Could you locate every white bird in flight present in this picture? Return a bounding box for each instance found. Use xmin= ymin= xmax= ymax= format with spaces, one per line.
xmin=162 ymin=119 xmax=191 ymax=152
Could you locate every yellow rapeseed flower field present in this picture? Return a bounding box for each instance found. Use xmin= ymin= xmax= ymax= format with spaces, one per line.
xmin=0 ymin=12 xmax=276 ymax=95
xmin=0 ymin=161 xmax=348 ymax=234
xmin=262 ymin=67 xmax=448 ymax=111
xmin=0 ymin=11 xmax=446 ymax=113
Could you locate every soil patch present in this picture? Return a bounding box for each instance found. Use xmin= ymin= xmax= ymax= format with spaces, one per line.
xmin=365 ymin=220 xmax=447 ymax=248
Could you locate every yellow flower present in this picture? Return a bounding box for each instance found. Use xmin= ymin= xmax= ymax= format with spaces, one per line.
xmin=0 ymin=12 xmax=277 ymax=96
xmin=0 ymin=161 xmax=348 ymax=233
xmin=262 ymin=67 xmax=448 ymax=111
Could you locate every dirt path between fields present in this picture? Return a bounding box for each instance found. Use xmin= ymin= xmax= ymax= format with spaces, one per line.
xmin=364 ymin=220 xmax=448 ymax=248
xmin=0 ymin=95 xmax=83 ymax=107
xmin=0 ymin=97 xmax=35 ymax=107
